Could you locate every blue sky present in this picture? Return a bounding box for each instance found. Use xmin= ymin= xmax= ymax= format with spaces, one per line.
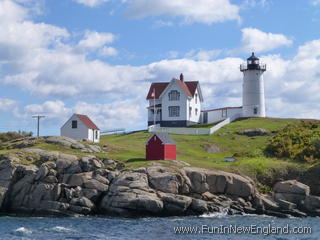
xmin=0 ymin=0 xmax=320 ymax=136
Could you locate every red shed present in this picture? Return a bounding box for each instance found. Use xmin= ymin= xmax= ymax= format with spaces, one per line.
xmin=146 ymin=133 xmax=176 ymax=160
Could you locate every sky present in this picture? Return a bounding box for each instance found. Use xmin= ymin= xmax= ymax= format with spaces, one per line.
xmin=0 ymin=0 xmax=320 ymax=136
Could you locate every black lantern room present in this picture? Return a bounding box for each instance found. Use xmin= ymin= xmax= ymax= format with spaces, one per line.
xmin=247 ymin=52 xmax=260 ymax=70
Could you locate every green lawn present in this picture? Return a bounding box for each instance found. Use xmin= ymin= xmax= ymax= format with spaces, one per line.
xmin=100 ymin=117 xmax=310 ymax=185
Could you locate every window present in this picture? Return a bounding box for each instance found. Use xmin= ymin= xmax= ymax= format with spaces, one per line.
xmin=189 ymin=107 xmax=192 ymax=118
xmin=169 ymin=106 xmax=180 ymax=117
xmin=168 ymin=90 xmax=180 ymax=101
xmin=72 ymin=120 xmax=77 ymax=129
xmin=195 ymin=108 xmax=198 ymax=115
xmin=150 ymin=109 xmax=154 ymax=114
xmin=254 ymin=107 xmax=258 ymax=115
xmin=195 ymin=93 xmax=198 ymax=104
xmin=157 ymin=109 xmax=161 ymax=114
xmin=95 ymin=131 xmax=98 ymax=139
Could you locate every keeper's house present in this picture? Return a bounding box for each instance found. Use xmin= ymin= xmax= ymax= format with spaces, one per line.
xmin=146 ymin=133 xmax=176 ymax=160
xmin=61 ymin=114 xmax=100 ymax=143
xmin=146 ymin=74 xmax=203 ymax=127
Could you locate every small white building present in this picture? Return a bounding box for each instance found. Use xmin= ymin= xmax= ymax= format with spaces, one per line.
xmin=146 ymin=74 xmax=204 ymax=127
xmin=61 ymin=114 xmax=100 ymax=143
xmin=201 ymin=107 xmax=242 ymax=124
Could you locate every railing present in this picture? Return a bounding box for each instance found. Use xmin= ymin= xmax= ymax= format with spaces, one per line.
xmin=209 ymin=114 xmax=240 ymax=134
xmin=240 ymin=64 xmax=266 ymax=71
xmin=101 ymin=128 xmax=126 ymax=135
xmin=148 ymin=114 xmax=241 ymax=135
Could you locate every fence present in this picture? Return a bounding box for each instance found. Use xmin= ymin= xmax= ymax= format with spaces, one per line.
xmin=148 ymin=114 xmax=240 ymax=135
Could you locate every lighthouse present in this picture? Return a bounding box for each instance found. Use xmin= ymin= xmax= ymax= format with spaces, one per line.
xmin=240 ymin=52 xmax=266 ymax=118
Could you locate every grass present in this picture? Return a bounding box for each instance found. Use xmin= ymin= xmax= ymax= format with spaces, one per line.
xmin=100 ymin=117 xmax=311 ymax=184
xmin=187 ymin=121 xmax=222 ymax=128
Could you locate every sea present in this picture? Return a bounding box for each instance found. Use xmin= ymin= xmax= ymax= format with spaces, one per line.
xmin=0 ymin=212 xmax=319 ymax=240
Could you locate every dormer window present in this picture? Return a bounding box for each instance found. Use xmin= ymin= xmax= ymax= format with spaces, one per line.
xmin=169 ymin=90 xmax=180 ymax=101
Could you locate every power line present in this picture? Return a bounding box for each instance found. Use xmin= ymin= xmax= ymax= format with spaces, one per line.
xmin=32 ymin=115 xmax=45 ymax=137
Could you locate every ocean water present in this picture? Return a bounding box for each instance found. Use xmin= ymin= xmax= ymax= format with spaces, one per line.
xmin=0 ymin=213 xmax=319 ymax=240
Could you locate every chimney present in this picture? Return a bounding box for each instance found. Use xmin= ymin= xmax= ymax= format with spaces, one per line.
xmin=180 ymin=73 xmax=184 ymax=82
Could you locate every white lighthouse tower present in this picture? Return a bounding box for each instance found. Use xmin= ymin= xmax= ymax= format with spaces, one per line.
xmin=240 ymin=52 xmax=266 ymax=118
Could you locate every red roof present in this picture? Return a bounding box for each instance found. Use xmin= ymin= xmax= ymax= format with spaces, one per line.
xmin=146 ymin=79 xmax=199 ymax=100
xmin=76 ymin=114 xmax=99 ymax=130
xmin=201 ymin=107 xmax=242 ymax=112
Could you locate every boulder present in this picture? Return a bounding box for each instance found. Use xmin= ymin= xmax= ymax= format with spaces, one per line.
xmin=160 ymin=192 xmax=192 ymax=215
xmin=184 ymin=168 xmax=208 ymax=194
xmin=70 ymin=197 xmax=94 ymax=209
xmin=56 ymin=154 xmax=79 ymax=174
xmin=100 ymin=171 xmax=163 ymax=215
xmin=147 ymin=166 xmax=182 ymax=194
xmin=83 ymin=179 xmax=108 ymax=192
xmin=100 ymin=190 xmax=163 ymax=215
xmin=82 ymin=188 xmax=100 ymax=201
xmin=276 ymin=199 xmax=297 ymax=210
xmin=45 ymin=136 xmax=86 ymax=150
xmin=190 ymin=199 xmax=208 ymax=213
xmin=303 ymin=195 xmax=320 ymax=212
xmin=274 ymin=193 xmax=305 ymax=205
xmin=273 ymin=180 xmax=310 ymax=196
xmin=206 ymin=171 xmax=231 ymax=194
xmin=253 ymin=193 xmax=279 ymax=211
xmin=28 ymin=183 xmax=57 ymax=208
xmin=109 ymin=172 xmax=150 ymax=192
xmin=63 ymin=172 xmax=93 ymax=187
xmin=225 ymin=174 xmax=255 ymax=198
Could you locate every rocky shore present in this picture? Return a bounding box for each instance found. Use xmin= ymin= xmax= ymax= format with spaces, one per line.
xmin=1 ymin=137 xmax=320 ymax=218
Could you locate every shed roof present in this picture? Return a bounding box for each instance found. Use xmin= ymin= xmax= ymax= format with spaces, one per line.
xmin=76 ymin=114 xmax=100 ymax=130
xmin=146 ymin=132 xmax=176 ymax=145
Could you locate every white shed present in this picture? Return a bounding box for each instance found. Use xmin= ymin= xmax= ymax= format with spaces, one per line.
xmin=60 ymin=114 xmax=100 ymax=143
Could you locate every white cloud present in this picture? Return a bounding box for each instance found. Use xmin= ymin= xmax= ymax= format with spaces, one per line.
xmin=77 ymin=30 xmax=116 ymax=50
xmin=73 ymin=0 xmax=107 ymax=7
xmin=23 ymin=100 xmax=71 ymax=118
xmin=241 ymin=0 xmax=270 ymax=9
xmin=240 ymin=28 xmax=293 ymax=53
xmin=310 ymin=0 xmax=320 ymax=6
xmin=99 ymin=46 xmax=118 ymax=57
xmin=0 ymin=0 xmax=28 ymax=23
xmin=185 ymin=49 xmax=221 ymax=61
xmin=0 ymin=98 xmax=17 ymax=111
xmin=125 ymin=0 xmax=240 ymax=25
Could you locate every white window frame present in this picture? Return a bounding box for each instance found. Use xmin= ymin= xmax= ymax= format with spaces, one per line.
xmin=168 ymin=90 xmax=180 ymax=101
xmin=169 ymin=106 xmax=180 ymax=117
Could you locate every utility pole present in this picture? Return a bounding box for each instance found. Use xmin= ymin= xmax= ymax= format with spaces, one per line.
xmin=32 ymin=115 xmax=45 ymax=137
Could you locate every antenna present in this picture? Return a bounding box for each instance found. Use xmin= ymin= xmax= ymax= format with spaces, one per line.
xmin=32 ymin=115 xmax=45 ymax=137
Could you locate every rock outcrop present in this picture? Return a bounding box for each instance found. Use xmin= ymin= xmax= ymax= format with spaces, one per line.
xmin=0 ymin=146 xmax=320 ymax=218
xmin=237 ymin=128 xmax=269 ymax=136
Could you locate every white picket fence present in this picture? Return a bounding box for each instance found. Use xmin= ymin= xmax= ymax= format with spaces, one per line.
xmin=148 ymin=114 xmax=240 ymax=135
